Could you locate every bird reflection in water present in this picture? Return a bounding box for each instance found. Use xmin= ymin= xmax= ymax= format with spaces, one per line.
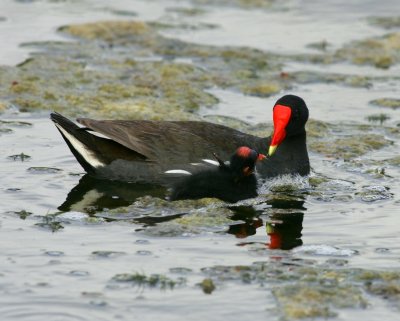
xmin=229 ymin=197 xmax=305 ymax=250
xmin=59 ymin=175 xmax=304 ymax=251
xmin=58 ymin=174 xmax=166 ymax=213
xmin=265 ymin=212 xmax=304 ymax=250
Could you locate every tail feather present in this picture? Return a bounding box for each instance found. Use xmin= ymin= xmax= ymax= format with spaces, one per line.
xmin=50 ymin=112 xmax=105 ymax=173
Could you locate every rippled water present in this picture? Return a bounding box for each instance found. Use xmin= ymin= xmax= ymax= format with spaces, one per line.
xmin=1 ymin=0 xmax=400 ymax=320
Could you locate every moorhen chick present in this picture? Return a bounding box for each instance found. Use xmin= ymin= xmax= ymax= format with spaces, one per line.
xmin=50 ymin=94 xmax=309 ymax=183
xmin=170 ymin=146 xmax=265 ymax=203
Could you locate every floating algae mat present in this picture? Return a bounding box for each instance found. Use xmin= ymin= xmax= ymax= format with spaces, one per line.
xmin=0 ymin=17 xmax=397 ymax=121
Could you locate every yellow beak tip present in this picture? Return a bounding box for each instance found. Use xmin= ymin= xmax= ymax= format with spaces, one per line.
xmin=268 ymin=145 xmax=277 ymax=156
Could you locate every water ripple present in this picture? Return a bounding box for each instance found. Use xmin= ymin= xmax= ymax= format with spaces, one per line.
xmin=0 ymin=298 xmax=110 ymax=321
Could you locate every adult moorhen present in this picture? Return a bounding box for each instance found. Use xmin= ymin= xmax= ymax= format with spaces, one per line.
xmin=170 ymin=146 xmax=265 ymax=203
xmin=50 ymin=94 xmax=309 ymax=183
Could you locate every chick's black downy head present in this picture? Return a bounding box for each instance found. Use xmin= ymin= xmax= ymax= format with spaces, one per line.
xmin=229 ymin=146 xmax=265 ymax=178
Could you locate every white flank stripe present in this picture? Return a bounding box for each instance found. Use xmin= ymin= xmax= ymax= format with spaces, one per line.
xmin=56 ymin=124 xmax=105 ymax=168
xmin=164 ymin=170 xmax=192 ymax=175
xmin=202 ymin=159 xmax=219 ymax=166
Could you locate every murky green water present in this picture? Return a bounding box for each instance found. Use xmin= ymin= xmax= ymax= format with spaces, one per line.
xmin=1 ymin=0 xmax=400 ymax=320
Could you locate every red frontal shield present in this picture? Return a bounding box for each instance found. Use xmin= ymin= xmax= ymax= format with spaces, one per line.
xmin=269 ymin=104 xmax=292 ymax=156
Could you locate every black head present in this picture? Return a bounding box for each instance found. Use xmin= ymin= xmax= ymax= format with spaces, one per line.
xmin=269 ymin=95 xmax=309 ymax=156
xmin=275 ymin=94 xmax=309 ymax=137
xmin=229 ymin=146 xmax=265 ymax=178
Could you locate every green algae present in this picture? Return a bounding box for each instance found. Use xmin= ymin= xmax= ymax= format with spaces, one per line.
xmin=143 ymin=207 xmax=234 ymax=237
xmin=272 ymin=284 xmax=365 ymax=319
xmin=7 ymin=153 xmax=31 ymax=161
xmin=166 ymin=7 xmax=207 ymax=16
xmin=1 ymin=18 xmax=396 ymax=121
xmin=287 ymin=71 xmax=373 ymax=88
xmin=101 ymin=196 xmax=235 ymax=236
xmin=366 ymin=282 xmax=400 ymax=305
xmin=328 ymin=157 xmax=394 ymax=180
xmin=370 ymin=98 xmax=400 ymax=109
xmin=200 ymin=261 xmax=400 ymax=319
xmin=242 ymin=82 xmax=281 ymax=97
xmin=305 ymin=119 xmax=394 ymax=160
xmin=112 ymin=195 xmax=226 ymax=216
xmin=359 ymin=271 xmax=400 ymax=308
xmin=91 ymin=251 xmax=126 ymax=258
xmin=0 ymin=101 xmax=8 ymax=112
xmin=369 ymin=16 xmax=400 ymax=29
xmin=357 ymin=270 xmax=400 ymax=282
xmin=174 ymin=208 xmax=234 ymax=227
xmin=309 ymin=133 xmax=391 ymax=160
xmin=61 ymin=21 xmax=151 ymax=41
xmin=287 ymin=30 xmax=400 ymax=69
xmin=335 ymin=32 xmax=400 ymax=68
xmin=0 ymin=20 xmax=282 ymax=118
xmin=3 ymin=49 xmax=219 ymax=119
xmin=305 ymin=119 xmax=331 ymax=139
xmin=308 ymin=176 xmax=329 ymax=187
xmin=112 ymin=272 xmax=185 ymax=290
xmin=35 ymin=214 xmax=64 ymax=232
xmin=28 ymin=167 xmax=63 ymax=174
xmin=367 ymin=113 xmax=391 ymax=124
xmin=364 ymin=167 xmax=388 ymax=179
xmin=199 ymin=278 xmax=216 ymax=294
xmin=10 ymin=209 xmax=32 ymax=220
xmin=191 ymin=0 xmax=279 ymax=9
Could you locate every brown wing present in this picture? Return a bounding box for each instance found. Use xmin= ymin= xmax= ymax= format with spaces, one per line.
xmin=76 ymin=119 xmax=261 ymax=164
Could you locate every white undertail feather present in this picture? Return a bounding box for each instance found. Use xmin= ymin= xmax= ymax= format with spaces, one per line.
xmin=55 ymin=124 xmax=106 ymax=168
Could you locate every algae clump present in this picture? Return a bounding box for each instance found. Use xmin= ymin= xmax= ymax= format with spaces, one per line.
xmin=242 ymin=82 xmax=281 ymax=97
xmin=309 ymin=134 xmax=391 ymax=159
xmin=200 ymin=278 xmax=216 ymax=294
xmin=368 ymin=16 xmax=400 ymax=29
xmin=336 ymin=32 xmax=400 ymax=68
xmin=112 ymin=272 xmax=185 ymax=290
xmin=370 ymin=98 xmax=400 ymax=109
xmin=62 ymin=21 xmax=151 ymax=41
xmin=272 ymin=284 xmax=366 ymax=319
